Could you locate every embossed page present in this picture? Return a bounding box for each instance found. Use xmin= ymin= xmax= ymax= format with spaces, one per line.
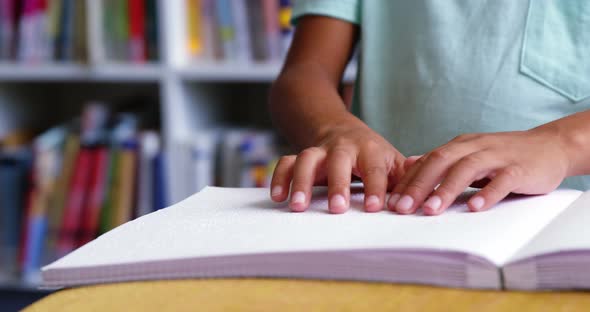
xmin=43 ymin=186 xmax=581 ymax=281
xmin=508 ymin=191 xmax=590 ymax=263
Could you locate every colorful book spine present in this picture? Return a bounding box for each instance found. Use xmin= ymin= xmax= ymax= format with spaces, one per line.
xmin=136 ymin=131 xmax=160 ymax=216
xmin=0 ymin=149 xmax=32 ymax=279
xmin=145 ymin=0 xmax=158 ymax=60
xmin=186 ymin=0 xmax=203 ymax=58
xmin=215 ymin=0 xmax=236 ymax=60
xmin=278 ymin=0 xmax=293 ymax=56
xmin=56 ymin=148 xmax=93 ymax=257
xmin=78 ymin=146 xmax=109 ymax=246
xmin=56 ymin=0 xmax=73 ymax=61
xmin=261 ymin=0 xmax=281 ymax=61
xmin=128 ymin=0 xmax=146 ymax=63
xmin=0 ymin=0 xmax=16 ymax=59
xmin=153 ymin=151 xmax=167 ymax=210
xmin=112 ymin=141 xmax=138 ymax=227
xmin=44 ymin=133 xmax=79 ymax=264
xmin=231 ymin=0 xmax=252 ymax=62
xmin=99 ymin=147 xmax=119 ymax=234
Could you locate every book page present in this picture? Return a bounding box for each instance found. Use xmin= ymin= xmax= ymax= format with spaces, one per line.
xmin=508 ymin=191 xmax=590 ymax=263
xmin=44 ymin=187 xmax=582 ymax=273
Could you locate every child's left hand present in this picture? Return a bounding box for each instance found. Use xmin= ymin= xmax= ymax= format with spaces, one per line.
xmin=388 ymin=126 xmax=573 ymax=215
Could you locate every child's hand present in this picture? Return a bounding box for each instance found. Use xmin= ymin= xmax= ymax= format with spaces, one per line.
xmin=389 ymin=126 xmax=572 ymax=215
xmin=270 ymin=121 xmax=406 ymax=213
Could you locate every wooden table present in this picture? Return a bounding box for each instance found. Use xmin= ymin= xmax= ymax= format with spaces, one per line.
xmin=25 ymin=279 xmax=590 ymax=311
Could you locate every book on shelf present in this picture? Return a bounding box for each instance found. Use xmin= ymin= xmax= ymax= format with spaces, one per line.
xmin=42 ymin=186 xmax=590 ymax=291
xmin=168 ymin=129 xmax=280 ymax=204
xmin=0 ymin=0 xmax=88 ymax=64
xmin=0 ymin=0 xmax=159 ymax=65
xmin=185 ymin=0 xmax=293 ymax=63
xmin=99 ymin=0 xmax=159 ymax=64
xmin=0 ymin=140 xmax=32 ymax=282
xmin=0 ymin=102 xmax=166 ymax=284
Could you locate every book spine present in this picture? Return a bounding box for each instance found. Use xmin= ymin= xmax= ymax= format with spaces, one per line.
xmin=46 ymin=0 xmax=62 ymax=60
xmin=56 ymin=148 xmax=93 ymax=257
xmin=261 ymin=0 xmax=281 ymax=61
xmin=128 ymin=0 xmax=146 ymax=63
xmin=136 ymin=132 xmax=159 ymax=216
xmin=0 ymin=151 xmax=32 ymax=279
xmin=112 ymin=0 xmax=128 ymax=61
xmin=278 ymin=0 xmax=293 ymax=57
xmin=214 ymin=0 xmax=236 ymax=61
xmin=112 ymin=142 xmax=138 ymax=226
xmin=186 ymin=0 xmax=203 ymax=59
xmin=16 ymin=0 xmax=34 ymax=62
xmin=231 ymin=0 xmax=252 ymax=62
xmin=0 ymin=0 xmax=15 ymax=59
xmin=153 ymin=151 xmax=167 ymax=210
xmin=145 ymin=0 xmax=158 ymax=60
xmin=56 ymin=0 xmax=73 ymax=61
xmin=99 ymin=147 xmax=119 ymax=233
xmin=44 ymin=134 xmax=79 ymax=264
xmin=246 ymin=0 xmax=266 ymax=61
xmin=78 ymin=147 xmax=109 ymax=246
xmin=200 ymin=0 xmax=219 ymax=60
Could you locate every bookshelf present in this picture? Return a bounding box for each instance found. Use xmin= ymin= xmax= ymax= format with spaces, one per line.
xmin=0 ymin=0 xmax=357 ymax=300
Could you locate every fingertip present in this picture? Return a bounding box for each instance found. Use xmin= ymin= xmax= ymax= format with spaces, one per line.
xmin=422 ymin=195 xmax=442 ymax=215
xmin=364 ymin=195 xmax=382 ymax=212
xmin=394 ymin=195 xmax=415 ymax=215
xmin=290 ymin=191 xmax=307 ymax=212
xmin=387 ymin=193 xmax=400 ymax=211
xmin=270 ymin=185 xmax=286 ymax=202
xmin=468 ymin=196 xmax=486 ymax=212
xmin=329 ymin=194 xmax=348 ymax=214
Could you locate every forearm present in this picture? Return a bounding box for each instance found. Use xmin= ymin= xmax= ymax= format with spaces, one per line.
xmin=539 ymin=109 xmax=590 ymax=177
xmin=269 ymin=64 xmax=363 ymax=150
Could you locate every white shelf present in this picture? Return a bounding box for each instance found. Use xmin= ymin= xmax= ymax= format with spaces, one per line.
xmin=0 ymin=63 xmax=163 ymax=82
xmin=179 ymin=62 xmax=357 ymax=83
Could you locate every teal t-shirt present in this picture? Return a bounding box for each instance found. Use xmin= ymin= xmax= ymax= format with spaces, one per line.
xmin=292 ymin=0 xmax=590 ymax=190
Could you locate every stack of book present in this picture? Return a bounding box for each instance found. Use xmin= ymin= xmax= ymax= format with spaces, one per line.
xmin=0 ymin=103 xmax=166 ymax=284
xmin=0 ymin=0 xmax=87 ymax=63
xmin=92 ymin=0 xmax=159 ymax=64
xmin=0 ymin=0 xmax=160 ymax=65
xmin=185 ymin=0 xmax=293 ymax=63
xmin=169 ymin=129 xmax=281 ymax=205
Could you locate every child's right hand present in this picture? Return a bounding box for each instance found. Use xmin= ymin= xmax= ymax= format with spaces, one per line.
xmin=270 ymin=120 xmax=406 ymax=213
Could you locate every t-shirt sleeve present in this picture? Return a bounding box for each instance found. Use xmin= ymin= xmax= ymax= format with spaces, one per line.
xmin=292 ymin=0 xmax=360 ymax=25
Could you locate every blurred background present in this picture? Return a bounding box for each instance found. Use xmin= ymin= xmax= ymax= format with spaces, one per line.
xmin=0 ymin=0 xmax=356 ymax=309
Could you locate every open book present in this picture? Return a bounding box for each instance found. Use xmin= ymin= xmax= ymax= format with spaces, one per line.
xmin=43 ymin=186 xmax=590 ymax=290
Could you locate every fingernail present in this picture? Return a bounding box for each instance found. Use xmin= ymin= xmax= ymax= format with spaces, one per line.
xmin=365 ymin=195 xmax=380 ymax=211
xmin=330 ymin=194 xmax=347 ymax=212
xmin=470 ymin=196 xmax=485 ymax=211
xmin=291 ymin=191 xmax=306 ymax=205
xmin=388 ymin=193 xmax=400 ymax=210
xmin=424 ymin=195 xmax=442 ymax=212
xmin=396 ymin=195 xmax=414 ymax=213
xmin=271 ymin=186 xmax=283 ymax=197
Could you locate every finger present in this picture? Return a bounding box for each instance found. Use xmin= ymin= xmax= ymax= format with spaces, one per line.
xmin=403 ymin=155 xmax=422 ymax=172
xmin=327 ymin=148 xmax=354 ymax=214
xmin=270 ymin=155 xmax=296 ymax=202
xmin=394 ymin=145 xmax=470 ymax=215
xmin=388 ymin=154 xmax=427 ymax=211
xmin=423 ymin=152 xmax=502 ymax=215
xmin=358 ymin=149 xmax=388 ymax=212
xmin=290 ymin=148 xmax=327 ymax=212
xmin=468 ymin=166 xmax=521 ymax=212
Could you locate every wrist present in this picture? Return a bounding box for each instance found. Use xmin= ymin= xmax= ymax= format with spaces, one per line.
xmin=538 ymin=119 xmax=590 ymax=177
xmin=312 ymin=113 xmax=368 ymax=145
